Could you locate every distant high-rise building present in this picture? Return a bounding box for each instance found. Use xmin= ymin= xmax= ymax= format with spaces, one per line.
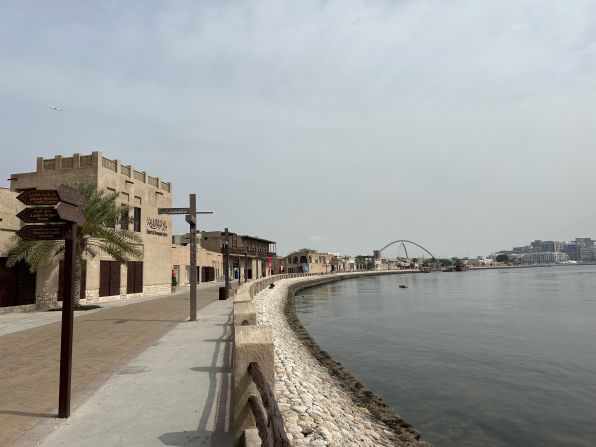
xmin=564 ymin=242 xmax=581 ymax=261
xmin=575 ymin=238 xmax=594 ymax=248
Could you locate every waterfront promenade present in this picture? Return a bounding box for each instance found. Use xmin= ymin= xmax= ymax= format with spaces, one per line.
xmin=0 ymin=283 xmax=234 ymax=447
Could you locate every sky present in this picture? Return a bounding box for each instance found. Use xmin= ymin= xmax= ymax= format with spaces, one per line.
xmin=1 ymin=0 xmax=596 ymax=258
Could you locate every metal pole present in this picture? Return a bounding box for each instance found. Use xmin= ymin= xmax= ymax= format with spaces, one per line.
xmin=224 ymin=228 xmax=230 ymax=299
xmin=58 ymin=222 xmax=76 ymax=418
xmin=189 ymin=194 xmax=197 ymax=321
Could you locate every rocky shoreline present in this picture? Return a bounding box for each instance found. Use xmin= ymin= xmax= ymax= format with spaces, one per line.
xmin=255 ymin=276 xmax=431 ymax=446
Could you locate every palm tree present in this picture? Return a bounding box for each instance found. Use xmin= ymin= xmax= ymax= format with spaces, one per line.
xmin=7 ymin=184 xmax=142 ymax=307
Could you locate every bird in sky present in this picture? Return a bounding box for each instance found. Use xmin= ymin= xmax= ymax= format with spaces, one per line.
xmin=49 ymin=106 xmax=63 ymax=111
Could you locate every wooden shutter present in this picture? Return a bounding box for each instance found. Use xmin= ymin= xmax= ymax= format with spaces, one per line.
xmin=109 ymin=261 xmax=120 ymax=296
xmin=134 ymin=262 xmax=143 ymax=293
xmin=16 ymin=262 xmax=36 ymax=305
xmin=80 ymin=261 xmax=87 ymax=300
xmin=127 ymin=262 xmax=135 ymax=294
xmin=0 ymin=258 xmax=18 ymax=307
xmin=99 ymin=261 xmax=110 ymax=297
xmin=127 ymin=261 xmax=143 ymax=294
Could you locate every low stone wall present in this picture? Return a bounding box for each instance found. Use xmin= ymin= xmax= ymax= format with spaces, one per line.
xmin=233 ymin=271 xmax=431 ymax=447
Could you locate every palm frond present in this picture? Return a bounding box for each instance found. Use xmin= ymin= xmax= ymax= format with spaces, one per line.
xmin=6 ymin=237 xmax=63 ymax=272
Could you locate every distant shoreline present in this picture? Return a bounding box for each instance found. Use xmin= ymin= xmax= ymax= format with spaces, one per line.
xmin=469 ymin=263 xmax=591 ymax=271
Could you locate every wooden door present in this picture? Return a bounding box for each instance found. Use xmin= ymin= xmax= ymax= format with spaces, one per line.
xmin=127 ymin=261 xmax=143 ymax=294
xmin=100 ymin=261 xmax=120 ymax=297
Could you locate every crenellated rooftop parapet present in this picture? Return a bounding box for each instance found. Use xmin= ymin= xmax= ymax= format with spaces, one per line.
xmin=34 ymin=151 xmax=171 ymax=194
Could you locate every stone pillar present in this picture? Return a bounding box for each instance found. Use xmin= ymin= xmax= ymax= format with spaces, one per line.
xmin=234 ymin=326 xmax=274 ymax=444
xmin=91 ymin=151 xmax=101 ymax=167
xmin=73 ymin=153 xmax=80 ymax=169
xmin=234 ymin=302 xmax=256 ymax=326
xmin=36 ymin=157 xmax=43 ymax=172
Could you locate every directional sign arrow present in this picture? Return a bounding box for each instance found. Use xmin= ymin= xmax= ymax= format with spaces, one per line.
xmin=17 ymin=224 xmax=66 ymax=241
xmin=158 ymin=208 xmax=190 ymax=215
xmin=17 ymin=207 xmax=60 ymax=224
xmin=17 ymin=190 xmax=60 ymax=206
xmin=56 ymin=202 xmax=85 ymax=225
xmin=56 ymin=185 xmax=84 ymax=207
xmin=17 ymin=185 xmax=84 ymax=207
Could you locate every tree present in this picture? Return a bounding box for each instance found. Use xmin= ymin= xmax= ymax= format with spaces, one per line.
xmin=7 ymin=184 xmax=142 ymax=307
xmin=496 ymin=254 xmax=509 ymax=263
xmin=439 ymin=258 xmax=453 ymax=267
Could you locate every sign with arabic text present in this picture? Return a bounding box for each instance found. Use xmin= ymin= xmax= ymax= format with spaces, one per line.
xmin=146 ymin=217 xmax=168 ymax=237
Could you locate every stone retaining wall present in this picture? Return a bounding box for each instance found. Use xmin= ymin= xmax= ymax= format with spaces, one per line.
xmin=234 ymin=271 xmax=432 ymax=447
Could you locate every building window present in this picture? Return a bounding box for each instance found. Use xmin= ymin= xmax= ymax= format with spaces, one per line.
xmin=134 ymin=207 xmax=141 ymax=232
xmin=121 ymin=205 xmax=129 ymax=230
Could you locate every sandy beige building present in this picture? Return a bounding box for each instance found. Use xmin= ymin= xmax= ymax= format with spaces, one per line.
xmin=198 ymin=231 xmax=279 ymax=280
xmin=1 ymin=151 xmax=278 ymax=310
xmin=284 ymin=249 xmax=349 ymax=274
xmin=170 ymin=243 xmax=223 ymax=286
xmin=3 ymin=151 xmax=176 ymax=308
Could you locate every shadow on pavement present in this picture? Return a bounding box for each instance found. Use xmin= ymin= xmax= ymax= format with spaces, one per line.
xmin=159 ymin=311 xmax=233 ymax=446
xmin=0 ymin=410 xmax=55 ymax=418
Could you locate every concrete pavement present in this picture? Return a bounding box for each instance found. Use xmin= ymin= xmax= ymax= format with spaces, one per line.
xmin=0 ymin=282 xmax=234 ymax=447
xmin=37 ymin=298 xmax=233 ymax=447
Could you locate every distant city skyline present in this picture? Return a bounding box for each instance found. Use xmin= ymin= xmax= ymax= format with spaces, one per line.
xmin=2 ymin=1 xmax=596 ymax=257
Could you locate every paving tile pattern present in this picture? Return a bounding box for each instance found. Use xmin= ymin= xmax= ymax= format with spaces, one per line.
xmin=0 ymin=285 xmax=226 ymax=446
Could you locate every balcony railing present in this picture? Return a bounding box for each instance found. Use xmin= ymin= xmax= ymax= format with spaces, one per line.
xmin=229 ymin=247 xmax=276 ymax=258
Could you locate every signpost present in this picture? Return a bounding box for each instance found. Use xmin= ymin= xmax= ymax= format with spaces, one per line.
xmin=16 ymin=224 xmax=66 ymax=240
xmin=159 ymin=197 xmax=212 ymax=321
xmin=16 ymin=185 xmax=85 ymax=419
xmin=158 ymin=207 xmax=189 ymax=215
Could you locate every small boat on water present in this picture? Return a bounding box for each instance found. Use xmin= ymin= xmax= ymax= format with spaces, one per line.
xmin=420 ymin=266 xmax=432 ymax=273
xmin=399 ymin=284 xmax=408 ymax=289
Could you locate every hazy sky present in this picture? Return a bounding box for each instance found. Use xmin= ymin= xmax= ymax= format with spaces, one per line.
xmin=2 ymin=0 xmax=596 ymax=258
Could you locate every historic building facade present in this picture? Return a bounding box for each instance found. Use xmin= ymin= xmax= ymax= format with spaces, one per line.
xmin=284 ymin=249 xmax=349 ymax=274
xmin=199 ymin=231 xmax=279 ymax=280
xmin=5 ymin=151 xmax=173 ymax=308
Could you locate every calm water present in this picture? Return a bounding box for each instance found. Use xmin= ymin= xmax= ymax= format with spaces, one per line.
xmin=295 ymin=266 xmax=596 ymax=447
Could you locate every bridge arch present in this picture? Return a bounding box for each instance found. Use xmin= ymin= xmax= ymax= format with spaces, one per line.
xmin=379 ymin=240 xmax=437 ymax=260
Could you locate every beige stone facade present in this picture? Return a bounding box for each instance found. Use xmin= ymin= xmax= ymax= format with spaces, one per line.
xmin=1 ymin=152 xmax=280 ymax=310
xmin=284 ymin=249 xmax=349 ymax=274
xmin=0 ymin=188 xmax=22 ymax=254
xmin=170 ymin=244 xmax=223 ymax=286
xmin=5 ymin=151 xmax=174 ymax=308
xmin=200 ymin=231 xmax=278 ymax=281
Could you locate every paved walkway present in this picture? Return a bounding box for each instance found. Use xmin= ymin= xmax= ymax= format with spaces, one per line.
xmin=0 ymin=283 xmax=234 ymax=447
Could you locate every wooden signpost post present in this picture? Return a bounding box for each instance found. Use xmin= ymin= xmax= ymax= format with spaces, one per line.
xmin=159 ymin=195 xmax=213 ymax=321
xmin=16 ymin=185 xmax=85 ymax=419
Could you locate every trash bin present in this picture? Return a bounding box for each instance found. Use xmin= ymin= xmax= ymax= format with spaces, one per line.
xmin=219 ymin=286 xmax=227 ymax=300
